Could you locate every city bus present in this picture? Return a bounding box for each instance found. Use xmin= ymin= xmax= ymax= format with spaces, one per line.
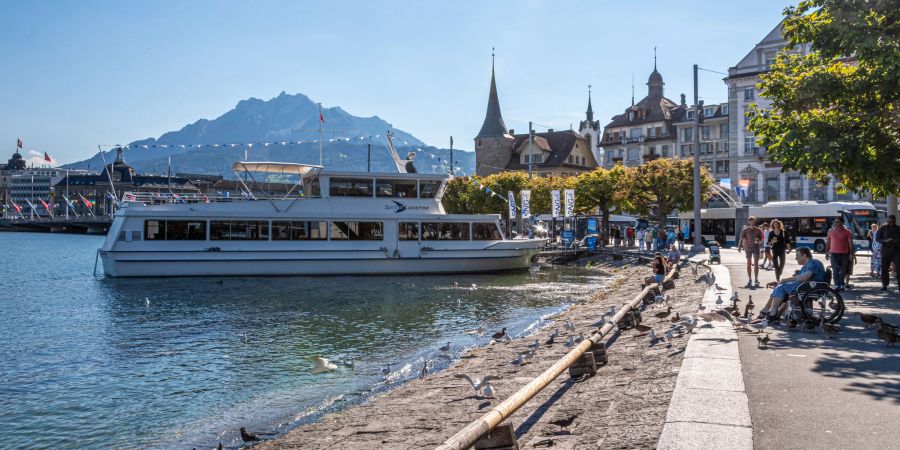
xmin=678 ymin=201 xmax=878 ymax=252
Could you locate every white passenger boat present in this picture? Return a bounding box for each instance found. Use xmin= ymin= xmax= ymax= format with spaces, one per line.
xmin=99 ymin=151 xmax=544 ymax=277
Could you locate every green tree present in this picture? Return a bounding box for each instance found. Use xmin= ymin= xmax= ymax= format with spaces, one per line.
xmin=624 ymin=159 xmax=713 ymax=229
xmin=574 ymin=165 xmax=631 ymax=243
xmin=748 ymin=0 xmax=900 ymax=196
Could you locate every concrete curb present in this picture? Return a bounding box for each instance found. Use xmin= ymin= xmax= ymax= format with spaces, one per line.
xmin=657 ymin=263 xmax=753 ymax=450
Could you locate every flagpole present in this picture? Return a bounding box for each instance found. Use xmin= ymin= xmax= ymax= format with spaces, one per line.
xmin=30 ymin=174 xmax=34 ymax=221
xmin=65 ymin=169 xmax=69 ymax=220
xmin=318 ymin=103 xmax=324 ymax=166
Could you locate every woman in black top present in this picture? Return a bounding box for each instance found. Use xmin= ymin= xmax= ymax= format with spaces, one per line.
xmin=769 ymin=219 xmax=789 ymax=281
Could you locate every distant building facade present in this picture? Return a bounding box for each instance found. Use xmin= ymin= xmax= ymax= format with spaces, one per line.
xmin=725 ymin=22 xmax=860 ymax=204
xmin=600 ymin=64 xmax=684 ymax=168
xmin=474 ymin=58 xmax=599 ymax=177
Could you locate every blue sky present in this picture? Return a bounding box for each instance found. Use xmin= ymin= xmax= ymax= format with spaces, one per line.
xmin=0 ymin=0 xmax=793 ymax=164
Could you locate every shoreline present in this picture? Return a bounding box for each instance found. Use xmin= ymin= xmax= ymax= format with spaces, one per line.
xmin=257 ymin=255 xmax=705 ymax=449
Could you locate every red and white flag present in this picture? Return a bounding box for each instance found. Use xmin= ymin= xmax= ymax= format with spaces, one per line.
xmin=11 ymin=201 xmax=22 ymax=213
xmin=17 ymin=138 xmax=23 ymax=149
xmin=44 ymin=152 xmax=53 ymax=163
xmin=39 ymin=199 xmax=54 ymax=218
xmin=319 ymin=111 xmax=325 ymax=123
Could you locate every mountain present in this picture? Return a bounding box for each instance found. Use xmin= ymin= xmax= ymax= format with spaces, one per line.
xmin=64 ymin=92 xmax=473 ymax=176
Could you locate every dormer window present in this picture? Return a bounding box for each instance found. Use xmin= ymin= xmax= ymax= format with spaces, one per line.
xmin=704 ymin=107 xmax=715 ymax=117
xmin=628 ymin=111 xmax=634 ymax=121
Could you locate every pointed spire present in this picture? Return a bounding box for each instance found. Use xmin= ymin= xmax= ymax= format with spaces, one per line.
xmin=654 ymin=46 xmax=657 ymax=71
xmin=647 ymin=48 xmax=664 ymax=97
xmin=476 ymin=48 xmax=509 ymax=139
xmin=631 ymin=74 xmax=635 ymax=106
xmin=586 ymin=84 xmax=594 ymax=122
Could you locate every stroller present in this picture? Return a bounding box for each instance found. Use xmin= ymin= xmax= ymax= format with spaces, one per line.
xmin=707 ymin=240 xmax=721 ymax=264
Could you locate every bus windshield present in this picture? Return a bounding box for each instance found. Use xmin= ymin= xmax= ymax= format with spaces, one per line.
xmin=846 ymin=209 xmax=878 ymax=239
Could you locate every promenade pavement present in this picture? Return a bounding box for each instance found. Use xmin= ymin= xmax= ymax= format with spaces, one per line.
xmin=721 ymin=248 xmax=900 ymax=449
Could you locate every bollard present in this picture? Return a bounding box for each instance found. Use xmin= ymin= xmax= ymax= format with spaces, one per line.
xmin=474 ymin=423 xmax=519 ymax=450
xmin=617 ymin=308 xmax=643 ymax=330
xmin=567 ymin=351 xmax=598 ymax=378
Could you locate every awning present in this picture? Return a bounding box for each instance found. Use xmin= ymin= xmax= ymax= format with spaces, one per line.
xmin=231 ymin=161 xmax=323 ymax=175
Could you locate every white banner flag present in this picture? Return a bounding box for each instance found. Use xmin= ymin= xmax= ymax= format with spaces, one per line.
xmin=521 ymin=190 xmax=531 ymax=218
xmin=507 ymin=191 xmax=517 ymax=219
xmin=551 ymin=190 xmax=561 ymax=218
xmin=564 ymin=189 xmax=575 ymax=217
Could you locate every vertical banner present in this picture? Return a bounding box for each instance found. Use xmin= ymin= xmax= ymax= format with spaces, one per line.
xmin=520 ymin=190 xmax=531 ymax=218
xmin=564 ymin=189 xmax=575 ymax=217
xmin=551 ymin=190 xmax=561 ymax=218
xmin=507 ymin=191 xmax=517 ymax=219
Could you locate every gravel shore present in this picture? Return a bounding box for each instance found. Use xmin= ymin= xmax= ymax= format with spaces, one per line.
xmin=259 ymin=257 xmax=706 ymax=449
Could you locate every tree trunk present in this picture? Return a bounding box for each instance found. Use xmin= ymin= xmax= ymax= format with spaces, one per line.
xmin=600 ymin=206 xmax=610 ymax=246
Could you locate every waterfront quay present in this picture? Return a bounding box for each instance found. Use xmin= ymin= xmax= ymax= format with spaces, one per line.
xmin=0 ymin=216 xmax=111 ymax=234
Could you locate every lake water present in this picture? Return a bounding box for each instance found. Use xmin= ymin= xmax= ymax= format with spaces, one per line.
xmin=0 ymin=232 xmax=606 ymax=449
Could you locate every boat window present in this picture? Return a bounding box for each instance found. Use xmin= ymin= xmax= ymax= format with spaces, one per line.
xmin=399 ymin=222 xmax=419 ymax=240
xmin=330 ymin=178 xmax=373 ymax=197
xmin=376 ymin=179 xmax=417 ymax=198
xmin=144 ymin=220 xmax=163 ymax=240
xmin=304 ymin=178 xmax=321 ymax=197
xmin=472 ymin=223 xmax=502 ymax=240
xmin=419 ymin=181 xmax=441 ymax=199
xmin=422 ymin=222 xmax=469 ymax=240
xmin=144 ymin=220 xmax=206 ymax=240
xmin=272 ymin=221 xmax=327 ymax=240
xmin=209 ymin=220 xmax=269 ymax=240
xmin=330 ymin=221 xmax=384 ymax=240
xmin=166 ymin=220 xmax=207 ymax=240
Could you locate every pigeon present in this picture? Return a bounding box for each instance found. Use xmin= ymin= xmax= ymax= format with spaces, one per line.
xmin=454 ymin=373 xmax=500 ymax=396
xmin=876 ymin=322 xmax=899 ymax=347
xmin=549 ymin=413 xmax=577 ymax=432
xmin=681 ymin=316 xmax=697 ymax=333
xmin=491 ymin=328 xmax=508 ymax=340
xmin=596 ymin=317 xmax=607 ymax=328
xmin=746 ymin=296 xmax=755 ymax=309
xmin=564 ymin=335 xmax=575 ymax=347
xmin=574 ymin=333 xmax=586 ymax=344
xmin=670 ymin=312 xmax=681 ymax=323
xmin=523 ymin=349 xmax=535 ymax=362
xmin=654 ymin=294 xmax=666 ymax=304
xmin=648 ymin=329 xmax=661 ymax=342
xmin=664 ymin=330 xmax=674 ymax=341
xmin=756 ymin=331 xmax=770 ymax=349
xmin=528 ymin=339 xmax=541 ymax=349
xmin=857 ymin=312 xmax=881 ymax=328
xmin=563 ymin=320 xmax=577 ymax=333
xmin=549 ymin=328 xmax=560 ymax=339
xmin=439 ymin=341 xmax=451 ymax=353
xmin=655 ymin=306 xmax=672 ymax=319
xmin=544 ymin=334 xmax=556 ymax=346
xmin=607 ymin=306 xmax=616 ymax=318
xmin=715 ymin=295 xmax=724 ymax=305
xmin=819 ymin=318 xmax=839 ymax=339
xmin=698 ymin=303 xmax=707 ymax=311
xmin=310 ymin=355 xmax=338 ymax=373
xmin=240 ymin=427 xmax=261 ymax=443
xmin=512 ymin=353 xmax=526 ymax=365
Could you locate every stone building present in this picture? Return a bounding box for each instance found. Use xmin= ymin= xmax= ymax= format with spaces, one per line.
xmin=672 ymin=102 xmax=730 ymax=180
xmin=600 ymin=63 xmax=685 ymax=168
xmin=725 ymin=21 xmax=860 ymax=204
xmin=473 ymin=58 xmax=599 ymax=177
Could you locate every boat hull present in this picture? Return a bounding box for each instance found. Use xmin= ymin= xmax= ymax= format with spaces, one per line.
xmin=100 ymin=248 xmax=542 ymax=277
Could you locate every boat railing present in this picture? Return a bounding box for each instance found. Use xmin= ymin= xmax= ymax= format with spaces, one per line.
xmin=120 ymin=191 xmax=305 ymax=205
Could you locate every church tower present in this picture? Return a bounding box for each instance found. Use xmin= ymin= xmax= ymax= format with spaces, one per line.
xmin=474 ymin=52 xmax=515 ymax=177
xmin=578 ymin=85 xmax=602 ymax=165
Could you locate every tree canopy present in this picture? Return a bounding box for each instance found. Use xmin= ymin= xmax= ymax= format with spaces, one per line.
xmin=748 ymin=0 xmax=900 ymax=196
xmin=623 ymin=159 xmax=713 ymax=228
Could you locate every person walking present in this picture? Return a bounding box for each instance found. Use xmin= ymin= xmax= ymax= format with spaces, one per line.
xmin=769 ymin=219 xmax=789 ymax=282
xmin=645 ymin=227 xmax=654 ymax=253
xmin=824 ymin=216 xmax=854 ymax=291
xmin=761 ymin=223 xmax=773 ymax=270
xmin=676 ymin=229 xmax=685 ymax=252
xmin=869 ymin=223 xmax=881 ymax=278
xmin=626 ymin=226 xmax=635 ymax=248
xmin=637 ymin=227 xmax=646 ymax=252
xmin=875 ymin=215 xmax=900 ymax=292
xmin=737 ymin=216 xmax=764 ymax=287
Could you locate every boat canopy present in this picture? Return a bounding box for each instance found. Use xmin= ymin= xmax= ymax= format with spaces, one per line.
xmin=232 ymin=161 xmax=323 ymax=175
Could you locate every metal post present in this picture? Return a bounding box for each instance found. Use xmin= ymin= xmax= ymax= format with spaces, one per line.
xmin=318 ymin=103 xmax=324 ymax=166
xmin=888 ymin=194 xmax=898 ymax=218
xmin=691 ymin=64 xmax=704 ymax=251
xmin=65 ymin=169 xmax=69 ymax=220
xmin=449 ymin=136 xmax=454 ymax=175
xmin=528 ymin=122 xmax=534 ymax=179
xmin=367 ymin=140 xmax=371 ymax=172
xmin=30 ymin=174 xmax=34 ymax=221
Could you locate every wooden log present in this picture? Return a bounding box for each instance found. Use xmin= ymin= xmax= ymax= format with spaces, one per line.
xmin=435 ymin=266 xmax=679 ymax=450
xmin=473 ymin=423 xmax=518 ymax=450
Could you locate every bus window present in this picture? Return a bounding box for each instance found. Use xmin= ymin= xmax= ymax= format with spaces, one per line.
xmin=799 ymin=217 xmax=830 ymax=237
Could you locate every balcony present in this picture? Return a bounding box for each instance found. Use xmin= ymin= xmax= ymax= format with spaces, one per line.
xmin=619 ymin=136 xmax=645 ymax=144
xmin=643 ymin=152 xmax=661 ymax=161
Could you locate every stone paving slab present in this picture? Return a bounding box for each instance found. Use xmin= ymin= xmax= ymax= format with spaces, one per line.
xmin=664 ymin=387 xmax=751 ymax=426
xmin=684 ymin=334 xmax=740 ymax=360
xmin=674 ymin=357 xmax=745 ymax=392
xmin=657 ymin=422 xmax=753 ymax=450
